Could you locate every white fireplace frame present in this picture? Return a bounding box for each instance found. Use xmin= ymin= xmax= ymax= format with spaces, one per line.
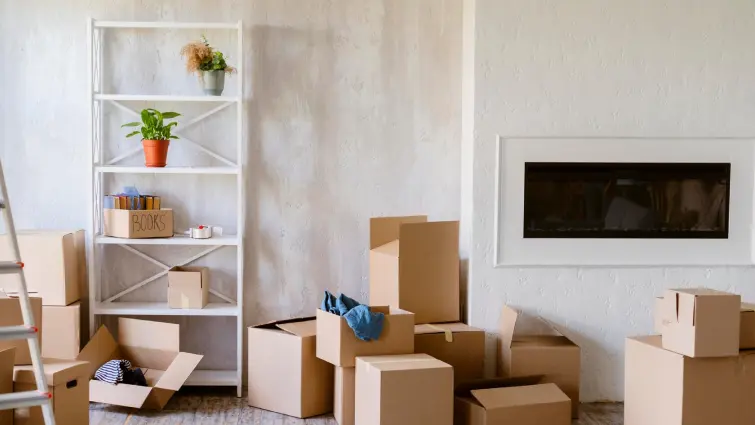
xmin=493 ymin=136 xmax=755 ymax=267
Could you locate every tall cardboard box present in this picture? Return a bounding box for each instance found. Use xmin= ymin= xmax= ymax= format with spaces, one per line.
xmin=498 ymin=305 xmax=580 ymax=418
xmin=168 ymin=266 xmax=209 ymax=309
xmin=76 ymin=318 xmax=203 ymax=409
xmin=13 ymin=359 xmax=89 ymax=425
xmin=660 ymin=288 xmax=740 ymax=357
xmin=625 ymin=335 xmax=755 ymax=425
xmin=104 ymin=209 xmax=174 ymax=239
xmin=247 ymin=318 xmax=334 ymax=418
xmin=316 ymin=306 xmax=414 ymax=367
xmin=0 ymin=348 xmax=14 ymax=425
xmin=0 ymin=295 xmax=42 ymax=365
xmin=369 ymin=216 xmax=460 ymax=324
xmin=355 ymin=354 xmax=453 ymax=425
xmin=334 ymin=367 xmax=355 ymax=425
xmin=414 ymin=323 xmax=485 ymax=384
xmin=42 ymin=303 xmax=81 ymax=360
xmin=0 ymin=230 xmax=83 ymax=306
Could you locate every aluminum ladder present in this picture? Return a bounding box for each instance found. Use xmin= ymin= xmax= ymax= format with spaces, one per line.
xmin=0 ymin=160 xmax=56 ymax=424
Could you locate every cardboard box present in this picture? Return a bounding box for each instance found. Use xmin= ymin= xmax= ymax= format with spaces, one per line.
xmin=0 ymin=295 xmax=43 ymax=365
xmin=625 ymin=335 xmax=755 ymax=425
xmin=0 ymin=230 xmax=84 ymax=306
xmin=103 ymin=208 xmax=174 ymax=239
xmin=454 ymin=378 xmax=571 ymax=425
xmin=76 ymin=317 xmax=203 ymax=409
xmin=247 ymin=318 xmax=334 ymax=418
xmin=41 ymin=303 xmax=80 ymax=360
xmin=0 ymin=348 xmax=14 ymax=425
xmin=334 ymin=367 xmax=355 ymax=425
xmin=414 ymin=323 xmax=485 ymax=384
xmin=369 ymin=216 xmax=460 ymax=324
xmin=660 ymin=288 xmax=740 ymax=357
xmin=498 ymin=305 xmax=580 ymax=418
xmin=13 ymin=359 xmax=89 ymax=425
xmin=355 ymin=354 xmax=453 ymax=425
xmin=316 ymin=306 xmax=414 ymax=367
xmin=168 ymin=266 xmax=209 ymax=309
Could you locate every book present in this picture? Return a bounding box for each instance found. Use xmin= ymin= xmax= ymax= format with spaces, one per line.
xmin=146 ymin=196 xmax=154 ymax=210
xmin=154 ymin=196 xmax=161 ymax=210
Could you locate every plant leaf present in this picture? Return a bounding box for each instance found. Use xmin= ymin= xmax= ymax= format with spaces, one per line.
xmin=165 ymin=122 xmax=178 ymax=129
xmin=161 ymin=112 xmax=181 ymax=119
xmin=169 ymin=135 xmax=179 ymax=139
xmin=121 ymin=122 xmax=141 ymax=128
xmin=125 ymin=131 xmax=141 ymax=138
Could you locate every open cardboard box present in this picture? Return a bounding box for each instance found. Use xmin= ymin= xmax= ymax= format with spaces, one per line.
xmin=77 ymin=317 xmax=203 ymax=409
xmin=0 ymin=348 xmax=14 ymax=425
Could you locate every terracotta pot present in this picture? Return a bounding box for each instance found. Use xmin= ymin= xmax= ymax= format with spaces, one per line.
xmin=142 ymin=139 xmax=170 ymax=167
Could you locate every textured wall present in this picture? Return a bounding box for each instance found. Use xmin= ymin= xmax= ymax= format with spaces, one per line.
xmin=0 ymin=0 xmax=461 ymax=370
xmin=468 ymin=0 xmax=755 ymax=401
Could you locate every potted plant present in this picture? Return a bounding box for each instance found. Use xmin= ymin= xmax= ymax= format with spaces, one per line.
xmin=180 ymin=35 xmax=236 ymax=96
xmin=122 ymin=109 xmax=181 ymax=167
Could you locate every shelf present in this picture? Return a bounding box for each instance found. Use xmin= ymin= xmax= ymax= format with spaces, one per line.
xmin=94 ymin=302 xmax=239 ymax=316
xmin=185 ymin=370 xmax=238 ymax=387
xmin=96 ymin=165 xmax=240 ymax=175
xmin=94 ymin=21 xmax=240 ymax=30
xmin=96 ymin=234 xmax=240 ymax=246
xmin=95 ymin=94 xmax=240 ymax=103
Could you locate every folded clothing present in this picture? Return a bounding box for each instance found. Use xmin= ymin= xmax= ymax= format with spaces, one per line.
xmin=321 ymin=291 xmax=385 ymax=341
xmin=94 ymin=360 xmax=147 ymax=386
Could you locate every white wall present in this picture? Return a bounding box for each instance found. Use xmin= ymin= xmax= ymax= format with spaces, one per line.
xmin=467 ymin=0 xmax=755 ymax=400
xmin=0 ymin=0 xmax=461 ymax=371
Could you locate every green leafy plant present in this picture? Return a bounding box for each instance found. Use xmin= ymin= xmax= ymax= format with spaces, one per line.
xmin=121 ymin=109 xmax=181 ymax=141
xmin=180 ymin=35 xmax=236 ymax=75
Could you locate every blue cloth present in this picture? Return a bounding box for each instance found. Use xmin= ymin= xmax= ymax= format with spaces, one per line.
xmin=321 ymin=291 xmax=385 ymax=341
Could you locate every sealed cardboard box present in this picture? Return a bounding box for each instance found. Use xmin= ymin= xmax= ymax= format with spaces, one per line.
xmin=334 ymin=367 xmax=355 ymax=425
xmin=247 ymin=318 xmax=333 ymax=418
xmin=414 ymin=323 xmax=485 ymax=384
xmin=369 ymin=216 xmax=460 ymax=324
xmin=13 ymin=359 xmax=89 ymax=425
xmin=316 ymin=306 xmax=414 ymax=367
xmin=660 ymin=288 xmax=740 ymax=357
xmin=355 ymin=354 xmax=453 ymax=425
xmin=625 ymin=335 xmax=755 ymax=425
xmin=454 ymin=378 xmax=570 ymax=425
xmin=0 ymin=230 xmax=84 ymax=306
xmin=76 ymin=318 xmax=202 ymax=409
xmin=104 ymin=208 xmax=173 ymax=239
xmin=42 ymin=303 xmax=81 ymax=360
xmin=0 ymin=295 xmax=42 ymax=365
xmin=498 ymin=305 xmax=580 ymax=418
xmin=0 ymin=348 xmax=14 ymax=425
xmin=168 ymin=266 xmax=209 ymax=309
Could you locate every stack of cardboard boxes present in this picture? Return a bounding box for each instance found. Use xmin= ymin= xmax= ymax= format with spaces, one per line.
xmin=626 ymin=288 xmax=755 ymax=425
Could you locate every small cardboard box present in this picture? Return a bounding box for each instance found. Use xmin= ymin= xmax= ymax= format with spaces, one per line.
xmin=316 ymin=306 xmax=414 ymax=367
xmin=0 ymin=348 xmax=14 ymax=425
xmin=454 ymin=378 xmax=570 ymax=425
xmin=247 ymin=318 xmax=334 ymax=418
xmin=168 ymin=266 xmax=209 ymax=309
xmin=13 ymin=359 xmax=90 ymax=425
xmin=103 ymin=208 xmax=174 ymax=239
xmin=76 ymin=318 xmax=203 ymax=409
xmin=369 ymin=216 xmax=460 ymax=324
xmin=42 ymin=303 xmax=81 ymax=360
xmin=0 ymin=230 xmax=84 ymax=306
xmin=625 ymin=335 xmax=755 ymax=425
xmin=414 ymin=323 xmax=485 ymax=385
xmin=660 ymin=288 xmax=740 ymax=357
xmin=355 ymin=354 xmax=453 ymax=425
xmin=498 ymin=305 xmax=581 ymax=418
xmin=0 ymin=295 xmax=43 ymax=365
xmin=334 ymin=367 xmax=355 ymax=425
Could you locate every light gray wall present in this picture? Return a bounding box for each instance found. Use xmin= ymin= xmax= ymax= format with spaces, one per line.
xmin=0 ymin=0 xmax=462 ymax=371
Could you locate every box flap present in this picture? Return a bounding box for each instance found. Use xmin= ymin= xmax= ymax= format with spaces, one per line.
xmin=119 ymin=317 xmax=179 ymax=352
xmin=664 ymin=290 xmax=696 ymax=325
xmin=455 ymin=376 xmax=545 ymax=397
xmin=251 ymin=316 xmax=316 ymax=331
xmin=154 ymin=352 xmax=203 ymax=391
xmin=742 ymin=303 xmax=755 ymax=313
xmin=415 ymin=323 xmax=482 ymax=343
xmin=89 ymin=380 xmax=152 ymax=408
xmin=276 ymin=320 xmax=317 ymax=338
xmin=369 ymin=216 xmax=427 ymax=249
xmin=372 ymin=239 xmax=400 ymax=256
xmin=470 ymin=383 xmax=569 ymax=409
xmin=500 ymin=305 xmax=520 ymax=349
xmin=77 ymin=325 xmax=120 ymax=379
xmin=14 ymin=359 xmax=89 ymax=386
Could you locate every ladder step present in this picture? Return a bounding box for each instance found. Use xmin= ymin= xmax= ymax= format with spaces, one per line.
xmin=0 ymin=261 xmax=22 ymax=275
xmin=0 ymin=390 xmax=52 ymax=411
xmin=0 ymin=325 xmax=38 ymax=341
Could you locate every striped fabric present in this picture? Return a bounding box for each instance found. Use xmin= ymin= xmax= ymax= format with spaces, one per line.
xmin=94 ymin=360 xmax=132 ymax=385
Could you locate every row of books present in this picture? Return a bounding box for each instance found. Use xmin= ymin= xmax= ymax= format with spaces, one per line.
xmin=104 ymin=195 xmax=162 ymax=210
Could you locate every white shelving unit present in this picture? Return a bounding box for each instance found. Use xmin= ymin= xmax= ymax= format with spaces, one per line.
xmin=86 ymin=18 xmax=245 ymax=396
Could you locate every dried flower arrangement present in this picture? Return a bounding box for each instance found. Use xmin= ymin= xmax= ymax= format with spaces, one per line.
xmin=180 ymin=35 xmax=236 ymax=75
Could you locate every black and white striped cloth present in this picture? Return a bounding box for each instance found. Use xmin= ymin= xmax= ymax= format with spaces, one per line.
xmin=94 ymin=360 xmax=131 ymax=385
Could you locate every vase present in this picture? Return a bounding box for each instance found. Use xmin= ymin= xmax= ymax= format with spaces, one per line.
xmin=202 ymin=70 xmax=225 ymax=96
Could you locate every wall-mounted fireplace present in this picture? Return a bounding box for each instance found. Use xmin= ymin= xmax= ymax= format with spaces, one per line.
xmin=523 ymin=162 xmax=731 ymax=239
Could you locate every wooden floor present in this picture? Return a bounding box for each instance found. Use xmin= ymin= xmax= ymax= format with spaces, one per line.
xmin=89 ymin=388 xmax=624 ymax=424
